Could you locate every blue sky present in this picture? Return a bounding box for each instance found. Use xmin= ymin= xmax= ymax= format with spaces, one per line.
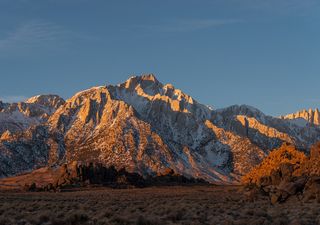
xmin=0 ymin=0 xmax=319 ymax=116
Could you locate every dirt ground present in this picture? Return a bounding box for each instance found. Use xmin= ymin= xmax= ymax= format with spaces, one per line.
xmin=0 ymin=185 xmax=319 ymax=225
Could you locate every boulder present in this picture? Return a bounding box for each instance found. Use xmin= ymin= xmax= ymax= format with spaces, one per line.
xmin=270 ymin=191 xmax=281 ymax=204
xmin=303 ymin=176 xmax=320 ymax=202
xmin=278 ymin=181 xmax=297 ymax=195
xmin=243 ymin=144 xmax=320 ymax=204
xmin=262 ymin=185 xmax=276 ymax=194
xmin=270 ymin=169 xmax=281 ymax=185
xmin=279 ymin=163 xmax=294 ymax=180
xmin=244 ymin=187 xmax=259 ymax=202
xmin=293 ymin=176 xmax=308 ymax=192
xmin=268 ymin=177 xmax=307 ymax=203
xmin=310 ymin=142 xmax=320 ymax=159
xmin=257 ymin=176 xmax=272 ymax=188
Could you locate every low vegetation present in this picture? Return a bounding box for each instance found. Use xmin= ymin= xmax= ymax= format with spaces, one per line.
xmin=1 ymin=186 xmax=320 ymax=225
xmin=1 ymin=143 xmax=320 ymax=224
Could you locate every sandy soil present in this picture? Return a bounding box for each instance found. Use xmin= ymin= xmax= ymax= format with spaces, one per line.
xmin=0 ymin=186 xmax=319 ymax=225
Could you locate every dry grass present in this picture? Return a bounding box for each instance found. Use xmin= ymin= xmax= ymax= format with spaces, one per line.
xmin=0 ymin=186 xmax=319 ymax=225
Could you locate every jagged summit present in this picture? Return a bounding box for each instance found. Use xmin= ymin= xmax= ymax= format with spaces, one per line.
xmin=214 ymin=104 xmax=266 ymax=124
xmin=140 ymin=73 xmax=158 ymax=82
xmin=115 ymin=74 xmax=193 ymax=100
xmin=216 ymin=104 xmax=263 ymax=115
xmin=127 ymin=74 xmax=159 ymax=82
xmin=0 ymin=94 xmax=65 ymax=136
xmin=108 ymin=74 xmax=212 ymax=120
xmin=281 ymin=108 xmax=320 ymax=126
xmin=116 ymin=74 xmax=162 ymax=95
xmin=26 ymin=94 xmax=65 ymax=110
xmin=1 ymin=74 xmax=320 ymax=183
xmin=120 ymin=74 xmax=159 ymax=86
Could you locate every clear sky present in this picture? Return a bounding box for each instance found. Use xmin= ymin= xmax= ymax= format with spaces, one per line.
xmin=0 ymin=0 xmax=319 ymax=116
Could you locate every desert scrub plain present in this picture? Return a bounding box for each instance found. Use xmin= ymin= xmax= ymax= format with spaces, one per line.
xmin=0 ymin=186 xmax=319 ymax=225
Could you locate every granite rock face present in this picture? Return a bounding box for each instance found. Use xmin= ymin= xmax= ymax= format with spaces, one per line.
xmin=0 ymin=95 xmax=65 ymax=135
xmin=281 ymin=108 xmax=320 ymax=126
xmin=2 ymin=75 xmax=320 ymax=183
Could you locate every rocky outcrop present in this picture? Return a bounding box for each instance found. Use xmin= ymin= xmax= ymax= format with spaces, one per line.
xmin=19 ymin=162 xmax=207 ymax=191
xmin=236 ymin=115 xmax=293 ymax=144
xmin=243 ymin=143 xmax=320 ymax=204
xmin=213 ymin=105 xmax=320 ymax=151
xmin=281 ymin=108 xmax=320 ymax=126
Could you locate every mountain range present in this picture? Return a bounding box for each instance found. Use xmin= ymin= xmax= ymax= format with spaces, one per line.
xmin=1 ymin=74 xmax=320 ymax=184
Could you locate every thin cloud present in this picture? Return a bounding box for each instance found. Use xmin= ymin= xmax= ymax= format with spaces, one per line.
xmin=137 ymin=19 xmax=242 ymax=33
xmin=226 ymin=0 xmax=319 ymax=15
xmin=0 ymin=96 xmax=28 ymax=103
xmin=0 ymin=20 xmax=95 ymax=55
xmin=0 ymin=21 xmax=66 ymax=50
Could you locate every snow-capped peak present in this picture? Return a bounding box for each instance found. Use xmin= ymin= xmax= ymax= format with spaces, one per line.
xmin=107 ymin=74 xmax=212 ymax=120
xmin=25 ymin=94 xmax=65 ymax=109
